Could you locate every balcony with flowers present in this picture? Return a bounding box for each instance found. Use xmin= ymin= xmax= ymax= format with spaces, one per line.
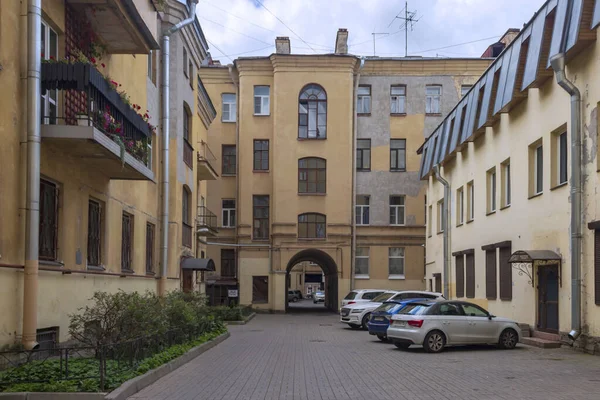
xmin=40 ymin=53 xmax=155 ymax=180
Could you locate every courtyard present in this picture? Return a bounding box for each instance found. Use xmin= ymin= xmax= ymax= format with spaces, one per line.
xmin=129 ymin=312 xmax=600 ymax=400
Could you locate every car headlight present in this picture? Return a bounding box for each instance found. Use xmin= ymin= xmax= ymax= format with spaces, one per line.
xmin=351 ymin=309 xmax=365 ymax=313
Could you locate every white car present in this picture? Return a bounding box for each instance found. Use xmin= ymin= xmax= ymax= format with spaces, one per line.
xmin=340 ymin=290 xmax=443 ymax=329
xmin=387 ymin=300 xmax=521 ymax=353
xmin=341 ymin=289 xmax=387 ymax=307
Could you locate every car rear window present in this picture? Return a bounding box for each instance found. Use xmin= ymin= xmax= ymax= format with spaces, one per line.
xmin=398 ymin=303 xmax=431 ymax=315
xmin=374 ymin=302 xmax=400 ymax=313
xmin=372 ymin=292 xmax=395 ymax=302
xmin=344 ymin=292 xmax=357 ymax=300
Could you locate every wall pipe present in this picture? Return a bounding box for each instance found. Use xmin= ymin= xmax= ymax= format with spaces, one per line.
xmin=159 ymin=0 xmax=199 ymax=296
xmin=227 ymin=65 xmax=242 ymax=277
xmin=433 ymin=165 xmax=450 ymax=299
xmin=22 ymin=0 xmax=42 ymax=350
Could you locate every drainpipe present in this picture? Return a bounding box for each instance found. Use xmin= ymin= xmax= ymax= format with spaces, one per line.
xmin=159 ymin=0 xmax=199 ymax=296
xmin=22 ymin=0 xmax=42 ymax=350
xmin=227 ymin=65 xmax=241 ymax=277
xmin=351 ymin=57 xmax=365 ymax=291
xmin=433 ymin=165 xmax=450 ymax=299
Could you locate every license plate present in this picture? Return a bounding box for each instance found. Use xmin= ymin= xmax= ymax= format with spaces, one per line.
xmin=395 ymin=321 xmax=406 ymax=327
xmin=373 ymin=317 xmax=384 ymax=322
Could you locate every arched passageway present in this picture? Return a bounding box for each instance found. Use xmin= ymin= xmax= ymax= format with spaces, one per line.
xmin=285 ymin=249 xmax=338 ymax=312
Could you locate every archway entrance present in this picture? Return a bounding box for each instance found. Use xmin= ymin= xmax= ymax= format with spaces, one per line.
xmin=285 ymin=249 xmax=338 ymax=312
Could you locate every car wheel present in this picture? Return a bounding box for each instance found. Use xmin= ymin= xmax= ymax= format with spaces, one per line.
xmin=361 ymin=314 xmax=371 ymax=330
xmin=313 ymin=301 xmax=317 ymax=304
xmin=348 ymin=324 xmax=361 ymax=329
xmin=377 ymin=335 xmax=388 ymax=342
xmin=498 ymin=328 xmax=518 ymax=349
xmin=394 ymin=342 xmax=410 ymax=349
xmin=423 ymin=330 xmax=446 ymax=353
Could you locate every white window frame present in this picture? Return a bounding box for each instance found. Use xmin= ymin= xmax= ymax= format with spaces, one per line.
xmin=390 ymin=85 xmax=406 ymax=114
xmin=222 ymin=93 xmax=236 ymax=122
xmin=428 ymin=205 xmax=433 ymax=236
xmin=534 ymin=144 xmax=543 ymax=195
xmin=356 ymin=195 xmax=370 ymax=226
xmin=389 ymin=195 xmax=406 ymax=226
xmin=457 ymin=187 xmax=464 ymax=226
xmin=388 ymin=247 xmax=405 ymax=279
xmin=357 ymin=86 xmax=371 ymax=114
xmin=437 ymin=199 xmax=445 ymax=233
xmin=502 ymin=160 xmax=511 ymax=207
xmin=254 ymin=86 xmax=270 ymax=116
xmin=426 ymin=85 xmax=442 ymax=114
xmin=222 ymin=199 xmax=236 ymax=228
xmin=41 ymin=20 xmax=58 ymax=125
xmin=557 ymin=131 xmax=567 ymax=186
xmin=487 ymin=168 xmax=496 ymax=213
xmin=355 ymin=247 xmax=369 ymax=279
xmin=467 ymin=181 xmax=474 ymax=222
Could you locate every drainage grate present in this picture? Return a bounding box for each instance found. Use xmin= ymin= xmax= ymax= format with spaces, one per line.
xmin=309 ymin=339 xmax=326 ymax=343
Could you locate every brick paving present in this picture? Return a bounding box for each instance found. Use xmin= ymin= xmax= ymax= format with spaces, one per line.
xmin=130 ymin=312 xmax=600 ymax=400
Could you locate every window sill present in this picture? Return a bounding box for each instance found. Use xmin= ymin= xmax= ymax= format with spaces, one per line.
xmin=221 ymin=226 xmax=235 ymax=229
xmin=437 ymin=230 xmax=444 ymax=235
xmin=388 ymin=274 xmax=406 ymax=280
xmin=528 ymin=192 xmax=543 ymax=200
xmin=253 ymin=170 xmax=270 ymax=173
xmin=390 ymin=169 xmax=407 ymax=173
xmin=551 ymin=181 xmax=568 ymax=191
xmin=222 ymin=174 xmax=236 ymax=177
xmin=356 ymin=224 xmax=370 ymax=227
xmin=466 ymin=219 xmax=474 ymax=224
xmin=486 ymin=210 xmax=496 ymax=216
xmin=252 ymin=238 xmax=269 ymax=242
xmin=428 ymin=234 xmax=432 ymax=238
xmin=456 ymin=222 xmax=463 ymax=228
xmin=297 ymin=137 xmax=327 ymax=141
xmin=357 ymin=169 xmax=371 ymax=172
xmin=298 ymin=238 xmax=327 ymax=241
xmin=390 ymin=113 xmax=407 ymax=117
xmin=425 ymin=113 xmax=442 ymax=117
xmin=298 ymin=193 xmax=326 ymax=196
xmin=253 ymin=113 xmax=270 ymax=117
xmin=146 ymin=271 xmax=156 ymax=276
xmin=121 ymin=269 xmax=134 ymax=275
xmin=87 ymin=265 xmax=105 ymax=272
xmin=221 ymin=120 xmax=236 ymax=124
xmin=390 ymin=224 xmax=407 ymax=227
xmin=40 ymin=260 xmax=64 ymax=267
xmin=358 ymin=113 xmax=371 ymax=117
xmin=500 ymin=204 xmax=511 ymax=211
xmin=355 ymin=274 xmax=370 ymax=280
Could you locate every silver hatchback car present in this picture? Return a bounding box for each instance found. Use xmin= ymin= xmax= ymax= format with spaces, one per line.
xmin=387 ymin=300 xmax=521 ymax=353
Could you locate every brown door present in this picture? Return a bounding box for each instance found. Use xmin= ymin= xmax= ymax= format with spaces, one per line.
xmin=537 ymin=265 xmax=559 ymax=333
xmin=183 ymin=269 xmax=194 ymax=293
xmin=434 ymin=274 xmax=442 ymax=293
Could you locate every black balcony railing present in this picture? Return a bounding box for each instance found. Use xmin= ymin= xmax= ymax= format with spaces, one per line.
xmin=41 ymin=62 xmax=152 ymax=164
xmin=197 ymin=206 xmax=218 ymax=233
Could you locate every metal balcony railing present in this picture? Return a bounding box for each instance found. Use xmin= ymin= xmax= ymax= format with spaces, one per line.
xmin=197 ymin=206 xmax=218 ymax=234
xmin=197 ymin=140 xmax=217 ymax=162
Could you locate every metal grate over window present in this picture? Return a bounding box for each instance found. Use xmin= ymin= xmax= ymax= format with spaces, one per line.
xmin=121 ymin=212 xmax=133 ymax=272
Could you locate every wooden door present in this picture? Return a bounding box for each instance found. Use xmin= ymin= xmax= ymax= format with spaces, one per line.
xmin=183 ymin=269 xmax=194 ymax=293
xmin=537 ymin=265 xmax=559 ymax=333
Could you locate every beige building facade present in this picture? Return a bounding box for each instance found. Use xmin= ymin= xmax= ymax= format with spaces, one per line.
xmin=421 ymin=0 xmax=600 ymax=352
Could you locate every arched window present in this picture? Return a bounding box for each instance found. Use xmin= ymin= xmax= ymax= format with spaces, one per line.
xmin=183 ymin=104 xmax=193 ymax=168
xmin=182 ymin=185 xmax=192 ymax=248
xmin=298 ymin=213 xmax=326 ymax=239
xmin=298 ymin=157 xmax=326 ymax=194
xmin=298 ymin=84 xmax=327 ymax=139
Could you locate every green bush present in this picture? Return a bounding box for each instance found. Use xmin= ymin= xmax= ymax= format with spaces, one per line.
xmin=207 ymin=305 xmax=253 ymax=321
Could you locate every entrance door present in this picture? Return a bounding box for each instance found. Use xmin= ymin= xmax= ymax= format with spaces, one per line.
xmin=434 ymin=273 xmax=442 ymax=293
xmin=537 ymin=265 xmax=559 ymax=333
xmin=183 ymin=269 xmax=194 ymax=293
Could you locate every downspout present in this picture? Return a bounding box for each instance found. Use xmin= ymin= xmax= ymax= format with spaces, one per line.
xmin=159 ymin=0 xmax=199 ymax=296
xmin=351 ymin=57 xmax=365 ymax=291
xmin=227 ymin=65 xmax=242 ymax=276
xmin=433 ymin=165 xmax=450 ymax=299
xmin=22 ymin=0 xmax=42 ymax=350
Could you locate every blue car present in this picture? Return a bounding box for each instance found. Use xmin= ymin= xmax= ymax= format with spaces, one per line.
xmin=367 ymin=299 xmax=429 ymax=341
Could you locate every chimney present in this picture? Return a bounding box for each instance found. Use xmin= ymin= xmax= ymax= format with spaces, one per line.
xmin=275 ymin=37 xmax=291 ymax=54
xmin=335 ymin=28 xmax=348 ymax=54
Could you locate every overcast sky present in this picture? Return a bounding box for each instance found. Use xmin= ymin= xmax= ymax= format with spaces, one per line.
xmin=196 ymin=0 xmax=543 ymax=63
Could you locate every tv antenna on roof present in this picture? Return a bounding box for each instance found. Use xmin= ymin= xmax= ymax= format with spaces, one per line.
xmin=389 ymin=1 xmax=420 ymax=57
xmin=371 ymin=32 xmax=389 ymax=56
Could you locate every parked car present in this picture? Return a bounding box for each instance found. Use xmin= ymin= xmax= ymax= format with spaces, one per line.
xmin=313 ymin=291 xmax=325 ymax=303
xmin=287 ymin=290 xmax=300 ymax=302
xmin=341 ymin=289 xmax=387 ymax=307
xmin=387 ymin=300 xmax=521 ymax=353
xmin=292 ymin=290 xmax=303 ymax=300
xmin=340 ymin=291 xmax=443 ymax=330
xmin=368 ymin=298 xmax=433 ymax=341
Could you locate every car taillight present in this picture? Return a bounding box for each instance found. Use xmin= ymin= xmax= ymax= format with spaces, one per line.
xmin=389 ymin=320 xmax=394 ymax=326
xmin=407 ymin=320 xmax=424 ymax=328
xmin=348 ymin=301 xmax=356 ymax=305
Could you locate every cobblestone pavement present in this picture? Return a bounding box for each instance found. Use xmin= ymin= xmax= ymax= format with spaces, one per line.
xmin=130 ymin=313 xmax=600 ymax=400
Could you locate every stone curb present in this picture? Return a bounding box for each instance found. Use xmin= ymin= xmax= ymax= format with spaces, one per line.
xmin=0 ymin=394 xmax=106 ymax=400
xmin=225 ymin=312 xmax=256 ymax=326
xmin=104 ymin=331 xmax=230 ymax=400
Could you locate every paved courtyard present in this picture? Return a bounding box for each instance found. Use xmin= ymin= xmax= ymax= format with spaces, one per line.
xmin=130 ymin=312 xmax=600 ymax=400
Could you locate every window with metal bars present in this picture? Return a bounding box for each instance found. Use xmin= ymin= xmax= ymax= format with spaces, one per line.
xmin=121 ymin=212 xmax=133 ymax=272
xmin=39 ymin=179 xmax=59 ymax=261
xmin=146 ymin=223 xmax=155 ymax=274
xmin=87 ymin=199 xmax=102 ymax=266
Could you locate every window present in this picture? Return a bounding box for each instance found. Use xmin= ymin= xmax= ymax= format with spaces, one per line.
xmin=485 ymin=249 xmax=497 ymax=300
xmin=461 ymin=85 xmax=472 ymax=97
xmin=357 ymin=139 xmax=371 ymax=171
xmin=426 ymin=85 xmax=442 ymax=114
xmin=487 ymin=167 xmax=496 ymax=213
xmin=146 ymin=223 xmax=155 ymax=274
xmin=428 ymin=205 xmax=433 ymax=236
xmin=87 ymin=200 xmax=102 ymax=266
xmin=461 ymin=304 xmax=488 ymax=317
xmin=188 ymin=59 xmax=193 ymax=86
xmin=182 ymin=186 xmax=192 ymax=248
xmin=438 ymin=303 xmax=464 ymax=316
xmin=355 ymin=247 xmax=369 ymax=278
xmin=253 ymin=195 xmax=269 ymax=240
xmin=456 ymin=187 xmax=464 ymax=226
xmin=253 ymin=140 xmax=269 ymax=171
xmin=147 ymin=50 xmax=157 ymax=85
xmin=41 ymin=20 xmax=58 ymax=125
xmin=455 ymin=255 xmax=465 ymax=298
xmin=391 ymin=85 xmax=406 ymax=114
xmin=467 ymin=181 xmax=474 ymax=221
xmin=221 ymin=249 xmax=236 ymax=277
xmin=437 ymin=199 xmax=445 ymax=233
xmin=499 ymin=244 xmax=513 ymax=300
xmin=298 ymin=158 xmax=326 ymax=194
xmin=252 ymin=276 xmax=269 ymax=303
xmin=254 ymin=86 xmax=270 ymax=115
xmin=222 ymin=93 xmax=236 ymax=122
xmin=388 ymin=247 xmax=405 ymax=278
xmin=501 ymin=160 xmax=511 ymax=207
xmin=554 ymin=130 xmax=568 ymax=186
xmin=530 ymin=142 xmax=544 ymax=196
xmin=466 ymin=252 xmax=475 ymax=298
xmin=222 ymin=199 xmax=236 ymax=228
xmin=39 ymin=179 xmax=59 ymax=261
xmin=356 ymin=195 xmax=370 ymax=225
xmin=222 ymin=145 xmax=236 ymax=175
xmin=183 ymin=107 xmax=193 ymax=169
xmin=121 ymin=212 xmax=133 ymax=272
xmin=596 ymin=230 xmax=600 ymax=304
xmin=298 ymin=213 xmax=326 ymax=239
xmin=390 ymin=139 xmax=406 ymax=171
xmin=298 ymin=84 xmax=327 ymax=139
xmin=183 ymin=47 xmax=188 ymax=77
xmin=357 ymin=85 xmax=371 ymax=114
xmin=390 ymin=195 xmax=405 ymax=225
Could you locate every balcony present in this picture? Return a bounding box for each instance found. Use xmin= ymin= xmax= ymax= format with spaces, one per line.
xmin=67 ymin=0 xmax=159 ymax=54
xmin=41 ymin=62 xmax=154 ymax=181
xmin=197 ymin=141 xmax=218 ymax=181
xmin=197 ymin=206 xmax=218 ymax=236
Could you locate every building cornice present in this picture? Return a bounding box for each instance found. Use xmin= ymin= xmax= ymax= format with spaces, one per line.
xmin=362 ymin=58 xmax=492 ymax=76
xmin=269 ymin=54 xmax=359 ymax=73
